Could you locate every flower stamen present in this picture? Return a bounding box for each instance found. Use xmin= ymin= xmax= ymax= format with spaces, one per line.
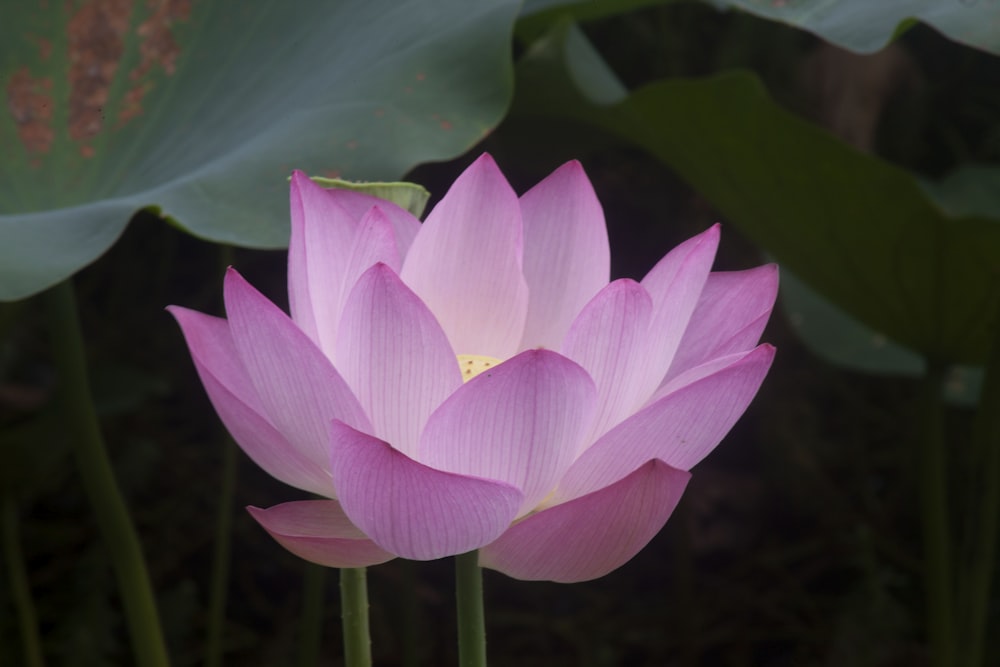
xmin=457 ymin=354 xmax=502 ymax=382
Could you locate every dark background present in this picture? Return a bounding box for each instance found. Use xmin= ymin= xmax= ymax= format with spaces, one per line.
xmin=3 ymin=3 xmax=997 ymax=665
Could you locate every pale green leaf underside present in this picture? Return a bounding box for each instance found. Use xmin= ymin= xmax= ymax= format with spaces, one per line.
xmin=708 ymin=0 xmax=1000 ymax=56
xmin=310 ymin=177 xmax=431 ymax=219
xmin=519 ymin=0 xmax=1000 ymax=56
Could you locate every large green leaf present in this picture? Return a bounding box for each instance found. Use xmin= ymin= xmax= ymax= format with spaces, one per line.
xmin=515 ymin=21 xmax=1000 ymax=365
xmin=0 ymin=0 xmax=520 ymax=301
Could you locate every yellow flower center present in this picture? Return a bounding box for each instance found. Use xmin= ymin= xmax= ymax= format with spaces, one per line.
xmin=457 ymin=354 xmax=502 ymax=383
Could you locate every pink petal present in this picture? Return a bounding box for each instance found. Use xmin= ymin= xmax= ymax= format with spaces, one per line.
xmin=518 ymin=160 xmax=610 ymax=350
xmin=665 ymin=265 xmax=778 ymax=383
xmin=335 ymin=263 xmax=461 ymax=457
xmin=326 ymin=188 xmax=421 ymax=262
xmin=554 ymin=344 xmax=775 ymax=503
xmin=329 ymin=421 xmax=524 ymax=560
xmin=248 ymin=501 xmax=395 ymax=568
xmin=324 ymin=207 xmax=403 ymax=362
xmin=224 ymin=269 xmax=372 ymax=483
xmin=288 ymin=171 xmax=360 ymax=347
xmin=561 ymin=279 xmax=654 ymax=447
xmin=400 ymin=154 xmax=529 ymax=359
xmin=479 ymin=460 xmax=690 ymax=582
xmin=418 ymin=349 xmax=596 ymax=516
xmin=168 ymin=307 xmax=335 ymax=496
xmin=638 ymin=225 xmax=720 ymax=392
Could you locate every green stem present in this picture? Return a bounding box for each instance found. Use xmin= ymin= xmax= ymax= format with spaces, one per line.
xmin=959 ymin=311 xmax=1000 ymax=667
xmin=3 ymin=495 xmax=46 ymax=667
xmin=203 ymin=438 xmax=238 ymax=667
xmin=919 ymin=363 xmax=954 ymax=667
xmin=298 ymin=562 xmax=327 ymax=667
xmin=455 ymin=551 xmax=487 ymax=667
xmin=340 ymin=567 xmax=372 ymax=667
xmin=41 ymin=280 xmax=171 ymax=667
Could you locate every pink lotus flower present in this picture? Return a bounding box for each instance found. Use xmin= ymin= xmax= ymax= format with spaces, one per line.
xmin=169 ymin=154 xmax=775 ymax=582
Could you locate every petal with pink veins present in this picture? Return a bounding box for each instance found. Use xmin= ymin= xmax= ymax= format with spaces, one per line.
xmin=326 ymin=187 xmax=421 ymax=261
xmin=519 ymin=160 xmax=610 ymax=350
xmin=168 ymin=307 xmax=336 ymax=496
xmin=288 ymin=171 xmax=360 ymax=346
xmin=329 ymin=421 xmax=524 ymax=560
xmin=323 ymin=207 xmax=403 ymax=362
xmin=562 ymin=279 xmax=654 ymax=448
xmin=554 ymin=344 xmax=775 ymax=503
xmin=400 ymin=154 xmax=529 ymax=359
xmin=638 ymin=224 xmax=720 ymax=393
xmin=336 ymin=263 xmax=461 ymax=458
xmin=480 ymin=460 xmax=690 ymax=582
xmin=665 ymin=265 xmax=778 ymax=383
xmin=419 ymin=349 xmax=596 ymax=516
xmin=248 ymin=500 xmax=395 ymax=568
xmin=224 ymin=269 xmax=372 ymax=481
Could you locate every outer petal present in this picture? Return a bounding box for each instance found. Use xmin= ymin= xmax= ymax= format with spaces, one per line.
xmin=638 ymin=225 xmax=720 ymax=394
xmin=419 ymin=350 xmax=596 ymax=516
xmin=248 ymin=500 xmax=395 ymax=568
xmin=168 ymin=307 xmax=335 ymax=496
xmin=329 ymin=421 xmax=524 ymax=561
xmin=519 ymin=160 xmax=610 ymax=350
xmin=665 ymin=265 xmax=778 ymax=383
xmin=480 ymin=460 xmax=690 ymax=582
xmin=224 ymin=269 xmax=372 ymax=482
xmin=336 ymin=263 xmax=461 ymax=457
xmin=561 ymin=279 xmax=653 ymax=447
xmin=400 ymin=154 xmax=529 ymax=359
xmin=288 ymin=171 xmax=361 ymax=346
xmin=554 ymin=344 xmax=775 ymax=503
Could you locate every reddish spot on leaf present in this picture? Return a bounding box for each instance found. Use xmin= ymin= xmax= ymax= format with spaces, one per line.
xmin=37 ymin=37 xmax=53 ymax=61
xmin=439 ymin=120 xmax=452 ymax=130
xmin=67 ymin=0 xmax=132 ymax=144
xmin=117 ymin=83 xmax=150 ymax=126
xmin=80 ymin=144 xmax=96 ymax=158
xmin=132 ymin=0 xmax=190 ymax=79
xmin=374 ymin=108 xmax=385 ymax=117
xmin=121 ymin=0 xmax=192 ymax=128
xmin=5 ymin=67 xmax=54 ymax=158
xmin=346 ymin=140 xmax=359 ymax=150
xmin=415 ymin=72 xmax=426 ymax=81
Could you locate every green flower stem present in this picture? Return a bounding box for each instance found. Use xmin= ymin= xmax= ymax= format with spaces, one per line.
xmin=3 ymin=495 xmax=45 ymax=667
xmin=41 ymin=280 xmax=170 ymax=667
xmin=203 ymin=437 xmax=237 ymax=667
xmin=297 ymin=562 xmax=327 ymax=667
xmin=960 ymin=311 xmax=1000 ymax=667
xmin=918 ymin=363 xmax=954 ymax=667
xmin=455 ymin=551 xmax=487 ymax=667
xmin=340 ymin=567 xmax=372 ymax=667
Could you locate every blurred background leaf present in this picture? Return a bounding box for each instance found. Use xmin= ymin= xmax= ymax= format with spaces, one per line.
xmin=514 ymin=20 xmax=1000 ymax=366
xmin=705 ymin=0 xmax=1000 ymax=56
xmin=0 ymin=0 xmax=520 ymax=301
xmin=520 ymin=0 xmax=1000 ymax=56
